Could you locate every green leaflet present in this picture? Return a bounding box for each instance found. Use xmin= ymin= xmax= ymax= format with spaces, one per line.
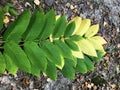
xmin=4 ymin=42 xmax=31 ymax=73
xmin=90 ymin=50 xmax=106 ymax=62
xmin=24 ymin=42 xmax=47 ymax=72
xmin=78 ymin=37 xmax=97 ymax=57
xmin=64 ymin=22 xmax=75 ymax=37
xmin=53 ymin=40 xmax=73 ymax=60
xmin=61 ymin=59 xmax=75 ymax=79
xmin=40 ymin=40 xmax=64 ymax=70
xmin=0 ymin=52 xmax=6 ymax=73
xmin=84 ymin=56 xmax=94 ymax=71
xmin=3 ymin=10 xmax=31 ymax=43
xmin=64 ymin=57 xmax=77 ymax=68
xmin=85 ymin=24 xmax=99 ymax=38
xmin=65 ymin=39 xmax=79 ymax=51
xmin=3 ymin=54 xmax=18 ymax=75
xmin=40 ymin=9 xmax=56 ymax=40
xmin=44 ymin=60 xmax=57 ymax=80
xmin=0 ymin=7 xmax=4 ymax=31
xmin=76 ymin=58 xmax=87 ymax=74
xmin=23 ymin=9 xmax=45 ymax=41
xmin=69 ymin=35 xmax=82 ymax=41
xmin=52 ymin=15 xmax=67 ymax=38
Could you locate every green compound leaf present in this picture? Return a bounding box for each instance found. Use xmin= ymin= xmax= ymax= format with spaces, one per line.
xmin=3 ymin=10 xmax=31 ymax=43
xmin=40 ymin=9 xmax=56 ymax=40
xmin=76 ymin=58 xmax=87 ymax=74
xmin=24 ymin=9 xmax=45 ymax=41
xmin=52 ymin=15 xmax=67 ymax=38
xmin=0 ymin=7 xmax=4 ymax=31
xmin=0 ymin=8 xmax=106 ymax=80
xmin=4 ymin=42 xmax=31 ymax=73
xmin=40 ymin=40 xmax=64 ymax=70
xmin=44 ymin=60 xmax=57 ymax=80
xmin=61 ymin=59 xmax=75 ymax=79
xmin=0 ymin=53 xmax=6 ymax=73
xmin=3 ymin=53 xmax=18 ymax=75
xmin=24 ymin=41 xmax=47 ymax=77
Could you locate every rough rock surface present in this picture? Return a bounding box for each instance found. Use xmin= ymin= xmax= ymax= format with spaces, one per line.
xmin=0 ymin=0 xmax=120 ymax=90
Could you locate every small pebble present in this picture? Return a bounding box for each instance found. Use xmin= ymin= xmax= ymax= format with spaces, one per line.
xmin=34 ymin=0 xmax=40 ymax=5
xmin=70 ymin=5 xmax=75 ymax=10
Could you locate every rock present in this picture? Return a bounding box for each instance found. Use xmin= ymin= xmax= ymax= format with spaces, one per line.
xmin=45 ymin=0 xmax=54 ymax=6
xmin=43 ymin=71 xmax=72 ymax=90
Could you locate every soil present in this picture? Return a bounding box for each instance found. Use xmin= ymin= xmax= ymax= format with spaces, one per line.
xmin=0 ymin=0 xmax=120 ymax=90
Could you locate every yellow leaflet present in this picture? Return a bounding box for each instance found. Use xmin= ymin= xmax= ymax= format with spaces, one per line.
xmin=75 ymin=19 xmax=91 ymax=36
xmin=85 ymin=24 xmax=99 ymax=37
xmin=68 ymin=17 xmax=82 ymax=35
xmin=87 ymin=38 xmax=104 ymax=51
xmin=78 ymin=37 xmax=97 ymax=57
xmin=91 ymin=36 xmax=107 ymax=45
xmin=72 ymin=50 xmax=84 ymax=59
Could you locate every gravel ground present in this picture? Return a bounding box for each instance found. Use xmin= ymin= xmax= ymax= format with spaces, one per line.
xmin=0 ymin=0 xmax=120 ymax=90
